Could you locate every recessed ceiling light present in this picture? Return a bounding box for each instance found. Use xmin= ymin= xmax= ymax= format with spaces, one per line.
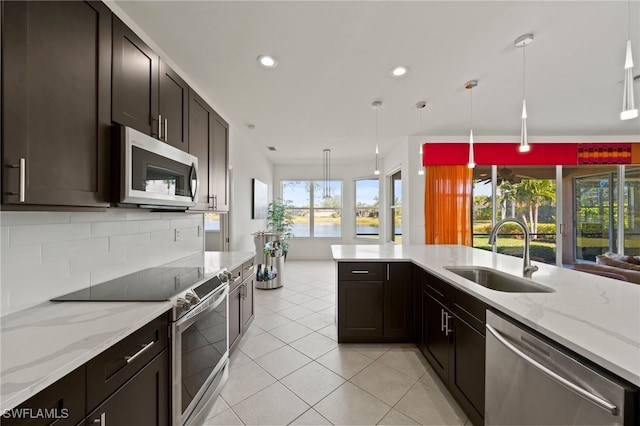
xmin=390 ymin=66 xmax=408 ymax=77
xmin=258 ymin=55 xmax=277 ymax=68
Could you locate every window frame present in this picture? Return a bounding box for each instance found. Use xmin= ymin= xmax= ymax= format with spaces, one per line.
xmin=281 ymin=179 xmax=343 ymax=238
xmin=354 ymin=178 xmax=380 ymax=240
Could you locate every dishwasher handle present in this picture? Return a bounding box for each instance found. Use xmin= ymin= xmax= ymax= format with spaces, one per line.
xmin=486 ymin=323 xmax=618 ymax=416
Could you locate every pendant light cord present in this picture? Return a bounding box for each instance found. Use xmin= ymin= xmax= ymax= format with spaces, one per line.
xmin=470 ymin=86 xmax=473 ymax=130
xmin=629 ymin=0 xmax=632 ymax=40
xmin=522 ymin=43 xmax=526 ymax=100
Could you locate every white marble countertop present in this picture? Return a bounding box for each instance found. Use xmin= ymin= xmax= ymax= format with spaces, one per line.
xmin=332 ymin=244 xmax=640 ymax=387
xmin=0 ymin=251 xmax=255 ymax=411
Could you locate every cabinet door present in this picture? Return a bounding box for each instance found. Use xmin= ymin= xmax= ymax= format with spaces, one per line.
xmin=159 ymin=60 xmax=189 ymax=151
xmin=383 ymin=263 xmax=413 ymax=340
xmin=450 ymin=316 xmax=485 ymax=426
xmin=210 ymin=116 xmax=229 ymax=211
xmin=112 ymin=15 xmax=159 ymax=137
xmin=228 ymin=284 xmax=242 ymax=353
xmin=413 ymin=264 xmax=424 ymax=346
xmin=2 ymin=0 xmax=111 ymax=207
xmin=242 ymin=277 xmax=255 ymax=331
xmin=85 ymin=349 xmax=169 ymax=426
xmin=423 ymin=291 xmax=449 ymax=382
xmin=338 ymin=281 xmax=384 ymax=342
xmin=188 ymin=89 xmax=213 ymax=210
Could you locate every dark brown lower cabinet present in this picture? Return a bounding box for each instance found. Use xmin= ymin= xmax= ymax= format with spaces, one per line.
xmin=229 ymin=259 xmax=256 ymax=354
xmin=85 ymin=349 xmax=169 ymax=426
xmin=420 ymin=271 xmax=487 ymax=426
xmin=2 ymin=313 xmax=170 ymax=425
xmin=337 ymin=262 xmax=412 ymax=342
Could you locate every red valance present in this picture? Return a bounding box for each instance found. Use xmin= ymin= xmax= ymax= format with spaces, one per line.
xmin=422 ymin=142 xmax=636 ymax=166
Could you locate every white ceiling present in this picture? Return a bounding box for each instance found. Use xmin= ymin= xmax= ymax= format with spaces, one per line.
xmin=115 ymin=1 xmax=640 ymax=165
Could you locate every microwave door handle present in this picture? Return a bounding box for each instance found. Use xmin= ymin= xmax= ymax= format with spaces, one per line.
xmin=189 ymin=163 xmax=198 ymax=201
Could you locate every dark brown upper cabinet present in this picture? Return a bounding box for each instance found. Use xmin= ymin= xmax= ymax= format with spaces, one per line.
xmin=159 ymin=61 xmax=189 ymax=151
xmin=2 ymin=0 xmax=111 ymax=208
xmin=112 ymin=16 xmax=188 ymax=151
xmin=111 ymin=15 xmax=159 ymax=138
xmin=188 ymin=89 xmax=229 ymax=211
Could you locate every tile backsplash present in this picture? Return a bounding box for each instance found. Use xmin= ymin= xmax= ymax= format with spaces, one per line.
xmin=0 ymin=209 xmax=204 ymax=315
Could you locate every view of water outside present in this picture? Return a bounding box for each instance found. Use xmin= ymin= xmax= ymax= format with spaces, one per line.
xmin=356 ymin=179 xmax=379 ymax=239
xmin=282 ymin=180 xmax=342 ymax=238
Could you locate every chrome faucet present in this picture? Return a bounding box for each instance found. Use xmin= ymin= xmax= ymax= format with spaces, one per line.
xmin=488 ymin=218 xmax=539 ymax=278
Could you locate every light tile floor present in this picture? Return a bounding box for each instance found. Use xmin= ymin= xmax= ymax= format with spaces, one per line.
xmin=196 ymin=261 xmax=469 ymax=426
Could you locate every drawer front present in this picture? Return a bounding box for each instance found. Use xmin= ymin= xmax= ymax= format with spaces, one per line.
xmin=242 ymin=258 xmax=255 ymax=281
xmin=452 ymin=289 xmax=488 ymax=334
xmin=424 ymin=271 xmax=451 ymax=306
xmin=230 ymin=265 xmax=243 ymax=292
xmin=86 ymin=313 xmax=169 ymax=412
xmin=338 ymin=262 xmax=384 ymax=281
xmin=1 ymin=366 xmax=85 ymax=426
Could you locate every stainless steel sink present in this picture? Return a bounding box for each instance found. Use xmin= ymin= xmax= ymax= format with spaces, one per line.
xmin=444 ymin=266 xmax=555 ymax=293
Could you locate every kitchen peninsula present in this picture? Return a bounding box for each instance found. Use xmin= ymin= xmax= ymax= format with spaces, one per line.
xmin=332 ymin=244 xmax=640 ymax=425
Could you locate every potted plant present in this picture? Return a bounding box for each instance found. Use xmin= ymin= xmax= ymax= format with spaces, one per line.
xmin=266 ymin=198 xmax=293 ymax=258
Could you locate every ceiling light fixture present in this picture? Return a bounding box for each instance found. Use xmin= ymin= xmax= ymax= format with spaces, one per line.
xmin=322 ymin=149 xmax=331 ymax=199
xmin=391 ymin=66 xmax=408 ymax=77
xmin=465 ymin=80 xmax=478 ymax=169
xmin=257 ymin=55 xmax=278 ymax=68
xmin=416 ymin=101 xmax=427 ymax=175
xmin=621 ymin=0 xmax=638 ymax=120
xmin=372 ymin=101 xmax=383 ymax=175
xmin=515 ymin=34 xmax=534 ymax=153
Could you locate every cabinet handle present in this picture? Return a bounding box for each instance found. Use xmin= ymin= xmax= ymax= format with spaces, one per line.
xmin=158 ymin=114 xmax=162 ymax=139
xmin=351 ymin=270 xmax=369 ymax=274
xmin=441 ymin=309 xmax=445 ymax=332
xmin=386 ymin=264 xmax=390 ymax=280
xmin=164 ymin=118 xmax=168 ymax=141
xmin=92 ymin=412 xmax=106 ymax=425
xmin=444 ymin=313 xmax=453 ymax=336
xmin=124 ymin=340 xmax=155 ymax=364
xmin=214 ymin=194 xmax=218 ymax=210
xmin=8 ymin=159 xmax=26 ymax=202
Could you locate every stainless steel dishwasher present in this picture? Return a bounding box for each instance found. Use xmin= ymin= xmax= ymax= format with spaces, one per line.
xmin=485 ymin=311 xmax=637 ymax=425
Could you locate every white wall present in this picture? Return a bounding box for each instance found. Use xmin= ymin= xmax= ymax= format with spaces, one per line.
xmin=0 ymin=210 xmax=203 ymax=316
xmin=274 ymin=160 xmax=383 ymax=260
xmin=228 ymin=127 xmax=274 ymax=252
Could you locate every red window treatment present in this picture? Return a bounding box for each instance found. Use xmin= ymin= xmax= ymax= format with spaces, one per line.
xmin=425 ymin=165 xmax=473 ymax=246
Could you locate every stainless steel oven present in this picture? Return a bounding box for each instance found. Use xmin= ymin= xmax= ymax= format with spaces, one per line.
xmin=172 ymin=279 xmax=229 ymax=426
xmin=119 ymin=126 xmax=198 ymax=209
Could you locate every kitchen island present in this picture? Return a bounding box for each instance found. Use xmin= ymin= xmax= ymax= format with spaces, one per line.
xmin=332 ymin=244 xmax=640 ymax=387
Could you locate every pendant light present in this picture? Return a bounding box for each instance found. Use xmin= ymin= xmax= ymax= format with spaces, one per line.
xmin=621 ymin=0 xmax=638 ymax=120
xmin=416 ymin=101 xmax=426 ymax=175
xmin=515 ymin=34 xmax=534 ymax=152
xmin=372 ymin=101 xmax=382 ymax=175
xmin=465 ymin=80 xmax=478 ymax=169
xmin=322 ymin=149 xmax=331 ymax=199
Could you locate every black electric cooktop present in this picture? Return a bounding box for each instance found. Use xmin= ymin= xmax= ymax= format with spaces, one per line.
xmin=51 ymin=266 xmax=205 ymax=302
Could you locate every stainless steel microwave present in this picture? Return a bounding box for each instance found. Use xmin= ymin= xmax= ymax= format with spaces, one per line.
xmin=119 ymin=126 xmax=198 ymax=209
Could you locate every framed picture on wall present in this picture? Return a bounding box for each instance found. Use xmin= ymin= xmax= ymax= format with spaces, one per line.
xmin=252 ymin=178 xmax=268 ymax=219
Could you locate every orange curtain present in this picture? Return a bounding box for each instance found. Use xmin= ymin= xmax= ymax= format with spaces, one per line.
xmin=425 ymin=165 xmax=473 ymax=245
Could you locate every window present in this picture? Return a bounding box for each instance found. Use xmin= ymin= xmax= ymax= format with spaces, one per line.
xmin=204 ymin=212 xmax=220 ymax=231
xmin=282 ymin=180 xmax=342 ymax=238
xmin=391 ymin=171 xmax=402 ymax=243
xmin=355 ymin=179 xmax=379 ymax=239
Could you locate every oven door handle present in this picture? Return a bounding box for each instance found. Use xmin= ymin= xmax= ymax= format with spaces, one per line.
xmin=175 ymin=285 xmax=228 ymax=332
